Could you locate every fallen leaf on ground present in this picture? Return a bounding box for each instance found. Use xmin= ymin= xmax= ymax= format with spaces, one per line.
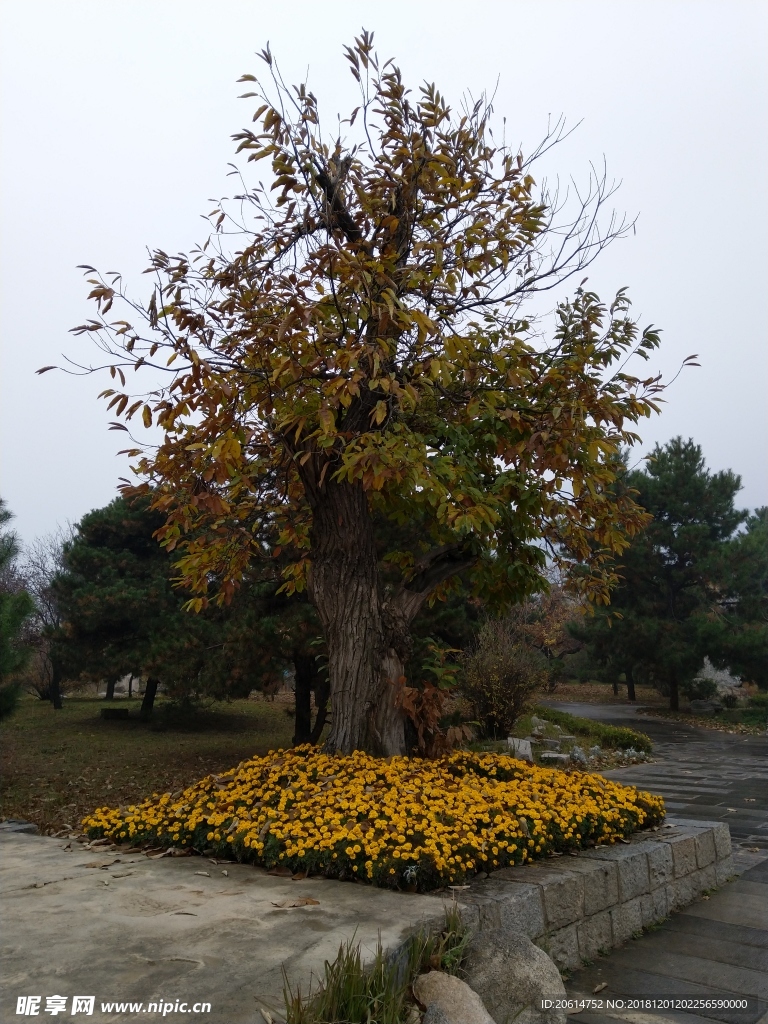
xmin=171 ymin=911 xmax=198 ymax=916
xmin=194 ymin=871 xmax=210 ymax=877
xmin=271 ymin=897 xmax=320 ymax=908
xmin=593 ymin=983 xmax=608 ymax=993
xmin=267 ymin=866 xmax=293 ymax=877
xmin=221 ymin=870 xmax=229 ymax=877
xmin=291 ymin=871 xmax=307 ymax=880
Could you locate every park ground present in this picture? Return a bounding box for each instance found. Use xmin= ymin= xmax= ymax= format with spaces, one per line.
xmin=1 ymin=683 xmax=765 ymax=837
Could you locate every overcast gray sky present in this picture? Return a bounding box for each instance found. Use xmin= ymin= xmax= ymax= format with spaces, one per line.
xmin=1 ymin=0 xmax=766 ymax=545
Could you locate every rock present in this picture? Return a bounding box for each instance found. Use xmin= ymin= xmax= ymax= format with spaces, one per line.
xmin=690 ymin=699 xmax=723 ymax=713
xmin=541 ymin=739 xmax=561 ymax=751
xmin=569 ymin=745 xmax=588 ymax=765
xmin=558 ymin=735 xmax=576 ymax=743
xmin=539 ymin=752 xmax=569 ymax=766
xmin=530 ymin=715 xmax=547 ymax=729
xmin=0 ymin=819 xmax=39 ymax=835
xmin=465 ymin=929 xmax=566 ymax=1024
xmin=589 ymin=745 xmax=602 ymax=757
xmin=507 ymin=738 xmax=533 ymax=762
xmin=423 ymin=1004 xmax=451 ymax=1024
xmin=413 ymin=972 xmax=495 ymax=1024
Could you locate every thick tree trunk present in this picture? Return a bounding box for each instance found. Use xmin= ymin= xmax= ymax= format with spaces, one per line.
xmin=308 ymin=478 xmax=389 ymax=754
xmin=140 ymin=677 xmax=159 ymax=721
xmin=626 ymin=665 xmax=637 ymax=703
xmin=305 ymin=469 xmax=475 ymax=756
xmin=104 ymin=678 xmax=116 ymax=700
xmin=292 ymin=651 xmax=317 ymax=745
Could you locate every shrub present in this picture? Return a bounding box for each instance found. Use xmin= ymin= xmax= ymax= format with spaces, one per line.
xmin=83 ymin=746 xmax=664 ymax=891
xmin=460 ymin=619 xmax=546 ymax=737
xmin=721 ymin=692 xmax=738 ymax=709
xmin=535 ymin=706 xmax=653 ymax=754
xmin=682 ymin=677 xmax=718 ymax=701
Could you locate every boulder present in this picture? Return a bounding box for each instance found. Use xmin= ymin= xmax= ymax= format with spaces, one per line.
xmin=690 ymin=699 xmax=723 ymax=713
xmin=464 ymin=930 xmax=566 ymax=1024
xmin=507 ymin=738 xmax=533 ymax=762
xmin=413 ymin=972 xmax=495 ymax=1024
xmin=539 ymin=752 xmax=569 ymax=766
xmin=540 ymin=739 xmax=561 ymax=751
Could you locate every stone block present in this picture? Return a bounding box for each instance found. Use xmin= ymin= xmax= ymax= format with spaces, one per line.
xmin=541 ymin=873 xmax=585 ymax=930
xmin=665 ymin=833 xmax=698 ymax=878
xmin=646 ymin=842 xmax=674 ymax=888
xmin=715 ymin=855 xmax=735 ymax=886
xmin=507 ymin=738 xmax=533 ymax=762
xmin=693 ymin=829 xmax=716 ymax=868
xmin=609 ymin=896 xmax=643 ymax=945
xmin=555 ymin=857 xmax=619 ymax=914
xmin=582 ymin=845 xmax=650 ymax=901
xmin=577 ymin=910 xmax=613 ymax=962
xmin=692 ymin=864 xmax=717 ymax=893
xmin=491 ymin=865 xmax=584 ymax=931
xmin=464 ymin=880 xmax=545 ymax=940
xmin=540 ymin=752 xmax=570 ymax=766
xmin=712 ymin=824 xmax=732 ymax=861
xmin=541 ymin=924 xmax=580 ymax=971
xmin=665 ymin=874 xmax=694 ymax=912
xmin=640 ymin=887 xmax=668 ymax=927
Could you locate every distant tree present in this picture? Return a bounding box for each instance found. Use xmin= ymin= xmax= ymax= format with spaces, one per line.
xmin=573 ymin=438 xmax=750 ymax=709
xmin=51 ymin=495 xmax=328 ymax=728
xmin=0 ymin=499 xmax=34 ymax=719
xmin=52 ymin=32 xmax=674 ymax=754
xmin=721 ymin=507 xmax=768 ymax=688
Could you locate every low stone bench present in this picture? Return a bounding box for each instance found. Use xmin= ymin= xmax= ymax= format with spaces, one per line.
xmin=100 ymin=707 xmax=130 ymax=720
xmin=435 ymin=819 xmax=732 ymax=972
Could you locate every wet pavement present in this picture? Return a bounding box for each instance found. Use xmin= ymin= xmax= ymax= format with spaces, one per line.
xmin=544 ymin=702 xmax=768 ymax=1024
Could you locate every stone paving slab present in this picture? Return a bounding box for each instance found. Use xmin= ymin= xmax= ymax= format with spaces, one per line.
xmin=0 ymin=833 xmax=451 ymax=1024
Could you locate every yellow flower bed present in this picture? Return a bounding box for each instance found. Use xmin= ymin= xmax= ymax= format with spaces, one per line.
xmin=82 ymin=747 xmax=664 ymax=890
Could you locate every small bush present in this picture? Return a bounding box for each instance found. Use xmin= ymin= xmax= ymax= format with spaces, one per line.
xmin=721 ymin=692 xmax=738 ymax=709
xmin=460 ymin=619 xmax=546 ymax=737
xmin=749 ymin=692 xmax=768 ymax=709
xmin=535 ymin=706 xmax=653 ymax=754
xmin=682 ymin=677 xmax=718 ymax=702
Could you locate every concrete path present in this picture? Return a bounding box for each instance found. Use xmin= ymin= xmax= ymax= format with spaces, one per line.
xmin=544 ymin=703 xmax=768 ymax=1024
xmin=0 ymin=832 xmax=448 ymax=1024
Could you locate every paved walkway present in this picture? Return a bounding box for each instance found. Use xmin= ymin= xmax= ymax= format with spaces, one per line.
xmin=545 ymin=703 xmax=768 ymax=1024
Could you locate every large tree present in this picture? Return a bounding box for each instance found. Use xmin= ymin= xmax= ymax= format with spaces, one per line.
xmin=573 ymin=438 xmax=752 ymax=709
xmin=50 ymin=34 xmax=673 ymax=753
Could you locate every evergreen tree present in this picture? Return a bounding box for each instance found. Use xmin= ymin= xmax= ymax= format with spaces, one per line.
xmin=0 ymin=499 xmax=34 ymax=719
xmin=573 ymin=438 xmax=749 ymax=709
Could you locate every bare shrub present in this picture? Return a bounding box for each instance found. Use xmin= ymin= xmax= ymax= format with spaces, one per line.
xmin=460 ymin=620 xmax=547 ymax=738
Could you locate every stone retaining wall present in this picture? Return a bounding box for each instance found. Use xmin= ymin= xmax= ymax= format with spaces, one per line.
xmin=444 ymin=819 xmax=733 ymax=971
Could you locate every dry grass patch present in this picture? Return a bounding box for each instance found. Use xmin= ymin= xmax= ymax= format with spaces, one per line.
xmin=0 ymin=695 xmax=294 ymax=834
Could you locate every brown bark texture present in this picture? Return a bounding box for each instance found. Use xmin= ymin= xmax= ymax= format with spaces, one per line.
xmin=306 ymin=475 xmax=474 ymax=756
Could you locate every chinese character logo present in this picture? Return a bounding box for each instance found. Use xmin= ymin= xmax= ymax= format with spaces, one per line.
xmin=44 ymin=996 xmax=67 ymax=1016
xmin=71 ymin=997 xmax=95 ymax=1015
xmin=16 ymin=997 xmax=41 ymax=1016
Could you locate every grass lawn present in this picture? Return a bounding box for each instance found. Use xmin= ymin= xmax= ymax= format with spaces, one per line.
xmin=0 ymin=695 xmax=295 ymax=835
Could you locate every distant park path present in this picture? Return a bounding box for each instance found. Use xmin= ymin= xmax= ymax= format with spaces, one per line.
xmin=543 ymin=701 xmax=768 ymax=1024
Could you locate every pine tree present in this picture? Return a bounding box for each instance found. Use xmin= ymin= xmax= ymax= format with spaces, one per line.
xmin=574 ymin=438 xmax=749 ymax=709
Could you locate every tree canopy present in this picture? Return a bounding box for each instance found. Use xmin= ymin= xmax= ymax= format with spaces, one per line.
xmin=50 ymin=33 xmax=674 ymax=753
xmin=572 ymin=438 xmax=763 ymax=707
